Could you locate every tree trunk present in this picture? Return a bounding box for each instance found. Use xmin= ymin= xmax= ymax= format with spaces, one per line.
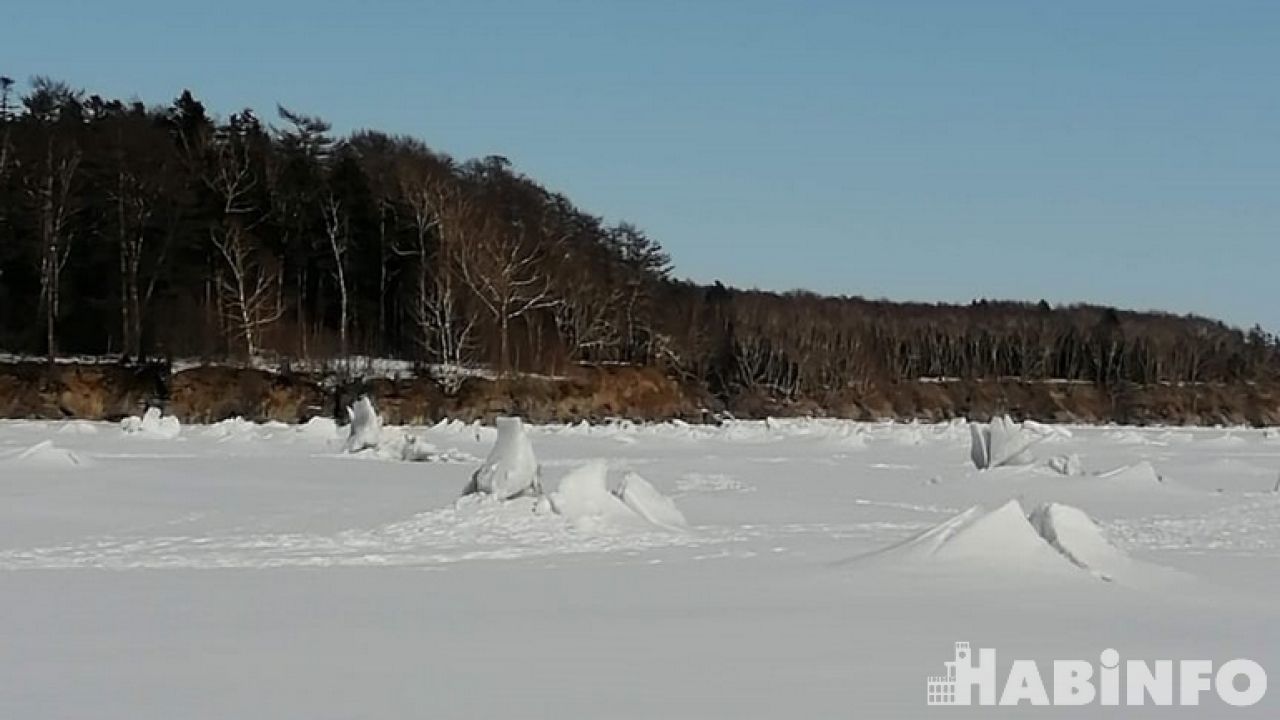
xmin=499 ymin=311 xmax=510 ymax=375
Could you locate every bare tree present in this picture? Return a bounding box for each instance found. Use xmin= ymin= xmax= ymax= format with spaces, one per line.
xmin=395 ymin=152 xmax=479 ymax=376
xmin=28 ymin=137 xmax=81 ymax=364
xmin=204 ymin=118 xmax=282 ymax=358
xmin=320 ymin=192 xmax=349 ymax=356
xmin=0 ymin=76 xmax=13 ymax=183
xmin=550 ymin=261 xmax=622 ymax=361
xmin=413 ymin=264 xmax=477 ymax=391
xmin=211 ymin=230 xmax=284 ymax=358
xmin=107 ymin=120 xmax=172 ymax=358
xmin=455 ymin=206 xmax=560 ymax=374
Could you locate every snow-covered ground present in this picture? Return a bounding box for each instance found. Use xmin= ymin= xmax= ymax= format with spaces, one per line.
xmin=2 ymin=417 xmax=1278 ymax=718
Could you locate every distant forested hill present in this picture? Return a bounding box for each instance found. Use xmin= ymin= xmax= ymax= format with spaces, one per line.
xmin=0 ymin=76 xmax=1276 ymax=406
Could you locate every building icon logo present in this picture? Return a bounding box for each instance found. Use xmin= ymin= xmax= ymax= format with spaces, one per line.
xmin=925 ymin=641 xmax=1268 ymax=708
xmin=925 ymin=642 xmax=967 ymax=705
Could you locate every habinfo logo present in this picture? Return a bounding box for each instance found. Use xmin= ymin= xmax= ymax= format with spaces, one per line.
xmin=926 ymin=642 xmax=1267 ymax=707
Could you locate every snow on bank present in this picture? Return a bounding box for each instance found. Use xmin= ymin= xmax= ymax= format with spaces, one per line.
xmin=538 ymin=417 xmax=876 ymax=447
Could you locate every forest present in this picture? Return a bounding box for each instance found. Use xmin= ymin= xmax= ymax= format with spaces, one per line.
xmin=1 ymin=75 xmax=1276 ymax=404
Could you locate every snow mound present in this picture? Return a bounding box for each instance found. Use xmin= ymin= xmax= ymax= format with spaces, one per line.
xmin=203 ymin=417 xmax=260 ymax=441
xmin=1098 ymin=461 xmax=1163 ymax=485
xmin=1046 ymin=453 xmax=1086 ymax=476
xmin=3 ymin=440 xmax=90 ymax=468
xmin=120 ymin=407 xmax=181 ymax=439
xmin=615 ymin=471 xmax=688 ymax=530
xmin=464 ymin=417 xmax=542 ymax=499
xmin=297 ymin=416 xmax=341 ymax=441
xmin=56 ymin=420 xmax=99 ymax=435
xmin=890 ymin=425 xmax=926 ymax=446
xmin=395 ymin=435 xmax=477 ymax=464
xmin=969 ymin=415 xmax=1042 ymax=469
xmin=676 ymin=473 xmax=754 ymax=494
xmin=1027 ymin=503 xmax=1184 ymax=586
xmin=337 ymin=425 xmax=482 ymax=464
xmin=1023 ymin=420 xmax=1072 ymax=441
xmin=1201 ymin=433 xmax=1247 ymax=448
xmin=546 ymin=461 xmax=646 ymax=531
xmin=1104 ymin=429 xmax=1159 ymax=445
xmin=344 ymin=396 xmax=382 ymax=453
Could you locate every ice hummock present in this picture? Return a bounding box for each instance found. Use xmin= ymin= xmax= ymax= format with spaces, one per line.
xmin=464 ymin=416 xmax=542 ymax=499
xmin=969 ymin=415 xmax=1042 ymax=469
xmin=1046 ymin=453 xmax=1085 ymax=476
xmin=545 ymin=463 xmax=689 ymax=533
xmin=546 ymin=460 xmax=644 ymax=530
xmin=1027 ymin=502 xmax=1184 ymax=585
xmin=853 ymin=499 xmax=1181 ymax=585
xmin=615 ymin=471 xmax=689 ymax=530
xmin=120 ymin=407 xmax=181 ymax=439
xmin=344 ymin=396 xmax=383 ymax=453
xmin=865 ymin=500 xmax=1074 ymax=572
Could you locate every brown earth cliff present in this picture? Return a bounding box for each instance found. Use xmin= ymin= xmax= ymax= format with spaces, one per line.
xmin=1 ymin=361 xmax=1278 ymax=426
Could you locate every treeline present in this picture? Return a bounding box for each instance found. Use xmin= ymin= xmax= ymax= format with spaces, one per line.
xmin=0 ymin=76 xmax=1276 ymax=400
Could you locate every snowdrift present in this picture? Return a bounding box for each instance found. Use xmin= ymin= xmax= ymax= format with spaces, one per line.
xmin=853 ymin=499 xmax=1181 ymax=585
xmin=867 ymin=500 xmax=1073 ymax=571
xmin=969 ymin=416 xmax=1042 ymax=469
xmin=344 ymin=396 xmax=383 ymax=453
xmin=120 ymin=407 xmax=181 ymax=439
xmin=56 ymin=420 xmax=99 ymax=435
xmin=2 ymin=440 xmax=90 ymax=468
xmin=1097 ymin=461 xmax=1163 ymax=485
xmin=464 ymin=417 xmax=542 ymax=499
xmin=385 ymin=433 xmax=476 ymax=463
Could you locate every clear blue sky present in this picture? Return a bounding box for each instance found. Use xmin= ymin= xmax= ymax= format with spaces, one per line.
xmin=7 ymin=0 xmax=1278 ymax=331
